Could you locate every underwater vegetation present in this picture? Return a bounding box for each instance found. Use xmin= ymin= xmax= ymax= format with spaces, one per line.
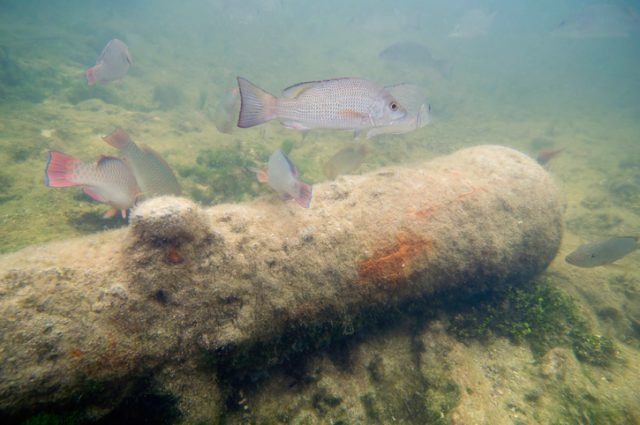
xmin=0 ymin=172 xmax=17 ymax=203
xmin=448 ymin=277 xmax=617 ymax=366
xmin=608 ymin=170 xmax=640 ymax=216
xmin=178 ymin=143 xmax=268 ymax=205
xmin=0 ymin=45 xmax=71 ymax=103
xmin=64 ymin=80 xmax=120 ymax=106
xmin=558 ymin=387 xmax=637 ymax=425
xmin=152 ymin=84 xmax=185 ymax=110
xmin=66 ymin=211 xmax=127 ymax=234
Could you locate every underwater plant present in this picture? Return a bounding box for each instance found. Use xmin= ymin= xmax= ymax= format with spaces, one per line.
xmin=0 ymin=171 xmax=17 ymax=203
xmin=152 ymin=84 xmax=185 ymax=110
xmin=179 ymin=144 xmax=265 ymax=205
xmin=447 ymin=277 xmax=617 ymax=366
xmin=64 ymin=80 xmax=120 ymax=105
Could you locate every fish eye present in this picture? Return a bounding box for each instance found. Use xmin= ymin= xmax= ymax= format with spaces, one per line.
xmin=390 ymin=102 xmax=398 ymax=111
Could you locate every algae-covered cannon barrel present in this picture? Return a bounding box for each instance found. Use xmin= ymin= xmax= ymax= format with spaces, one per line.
xmin=0 ymin=145 xmax=563 ymax=420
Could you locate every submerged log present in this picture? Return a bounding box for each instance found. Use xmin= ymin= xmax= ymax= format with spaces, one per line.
xmin=0 ymin=145 xmax=563 ymax=421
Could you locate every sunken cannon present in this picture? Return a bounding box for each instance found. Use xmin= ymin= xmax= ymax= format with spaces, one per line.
xmin=0 ymin=145 xmax=564 ymax=422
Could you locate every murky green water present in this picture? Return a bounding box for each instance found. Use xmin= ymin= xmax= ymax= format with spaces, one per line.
xmin=1 ymin=0 xmax=639 ymax=423
xmin=0 ymin=0 xmax=638 ymax=252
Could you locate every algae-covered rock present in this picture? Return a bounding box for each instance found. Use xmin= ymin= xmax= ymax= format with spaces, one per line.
xmin=0 ymin=145 xmax=566 ymax=422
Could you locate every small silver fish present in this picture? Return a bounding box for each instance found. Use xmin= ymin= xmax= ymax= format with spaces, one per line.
xmin=254 ymin=149 xmax=313 ymax=208
xmin=213 ymin=86 xmax=240 ymax=134
xmin=44 ymin=151 xmax=139 ymax=218
xmin=236 ymin=77 xmax=407 ymax=134
xmin=552 ymin=4 xmax=640 ymax=39
xmin=378 ymin=42 xmax=453 ymax=79
xmin=366 ymin=84 xmax=431 ymax=138
xmin=103 ymin=128 xmax=181 ymax=199
xmin=86 ymin=39 xmax=132 ymax=85
xmin=565 ymin=236 xmax=638 ymax=268
xmin=536 ymin=148 xmax=564 ymax=166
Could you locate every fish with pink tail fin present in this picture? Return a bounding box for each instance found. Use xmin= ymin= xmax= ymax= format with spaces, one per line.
xmin=86 ymin=39 xmax=132 ymax=85
xmin=254 ymin=149 xmax=313 ymax=208
xmin=44 ymin=151 xmax=140 ymax=218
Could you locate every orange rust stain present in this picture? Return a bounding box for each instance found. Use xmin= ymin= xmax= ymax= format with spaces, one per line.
xmin=165 ymin=245 xmax=184 ymax=264
xmin=356 ymin=234 xmax=432 ymax=290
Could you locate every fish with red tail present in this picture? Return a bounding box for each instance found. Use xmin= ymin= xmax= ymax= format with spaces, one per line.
xmin=253 ymin=149 xmax=313 ymax=208
xmin=103 ymin=128 xmax=181 ymax=200
xmin=44 ymin=151 xmax=139 ymax=218
xmin=236 ymin=77 xmax=408 ymax=136
xmin=86 ymin=39 xmax=132 ymax=85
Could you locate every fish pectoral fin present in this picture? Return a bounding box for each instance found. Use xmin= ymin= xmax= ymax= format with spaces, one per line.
xmin=281 ymin=81 xmax=319 ymax=98
xmin=84 ymin=186 xmax=107 ymax=202
xmin=339 ymin=109 xmax=368 ymax=121
xmin=281 ymin=121 xmax=311 ymax=130
xmin=255 ymin=169 xmax=269 ymax=183
xmin=102 ymin=208 xmax=118 ymax=219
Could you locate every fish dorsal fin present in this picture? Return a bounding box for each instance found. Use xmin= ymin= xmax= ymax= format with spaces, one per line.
xmin=96 ymin=155 xmax=122 ymax=167
xmin=282 ymin=81 xmax=319 ymax=98
xmin=141 ymin=145 xmax=173 ymax=168
xmin=284 ymin=153 xmax=299 ymax=178
xmin=103 ymin=128 xmax=133 ymax=150
xmin=282 ymin=77 xmax=360 ymax=98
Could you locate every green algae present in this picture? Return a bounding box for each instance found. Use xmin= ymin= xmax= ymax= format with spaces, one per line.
xmin=64 ymin=81 xmax=120 ymax=106
xmin=557 ymin=388 xmax=638 ymax=425
xmin=152 ymin=84 xmax=185 ymax=110
xmin=179 ymin=143 xmax=267 ymax=205
xmin=0 ymin=172 xmax=17 ymax=203
xmin=447 ymin=277 xmax=617 ymax=366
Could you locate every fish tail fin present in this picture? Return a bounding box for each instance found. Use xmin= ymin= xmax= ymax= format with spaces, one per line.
xmin=85 ymin=66 xmax=97 ymax=85
xmin=237 ymin=77 xmax=278 ymax=128
xmin=103 ymin=127 xmax=133 ymax=150
xmin=294 ymin=182 xmax=313 ymax=208
xmin=44 ymin=151 xmax=80 ymax=187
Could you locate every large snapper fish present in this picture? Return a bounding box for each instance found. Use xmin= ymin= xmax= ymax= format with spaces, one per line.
xmin=236 ymin=77 xmax=408 ymax=135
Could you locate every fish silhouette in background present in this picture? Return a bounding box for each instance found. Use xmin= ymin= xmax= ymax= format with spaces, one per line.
xmin=552 ymin=4 xmax=640 ymax=39
xmin=565 ymin=236 xmax=638 ymax=267
xmin=236 ymin=77 xmax=407 ymax=135
xmin=378 ymin=41 xmax=453 ymax=79
xmin=253 ymin=149 xmax=313 ymax=208
xmin=86 ymin=38 xmax=132 ymax=85
xmin=213 ymin=86 xmax=241 ymax=134
xmin=448 ymin=9 xmax=496 ymax=38
xmin=536 ymin=147 xmax=564 ymax=166
xmin=102 ymin=128 xmax=181 ymax=200
xmin=323 ymin=144 xmax=369 ymax=180
xmin=44 ymin=151 xmax=140 ymax=218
